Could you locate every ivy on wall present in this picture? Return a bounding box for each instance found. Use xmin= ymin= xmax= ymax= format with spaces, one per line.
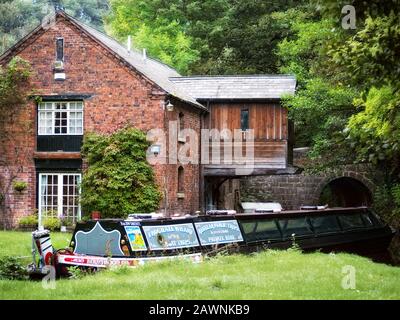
xmin=80 ymin=127 xmax=162 ymax=218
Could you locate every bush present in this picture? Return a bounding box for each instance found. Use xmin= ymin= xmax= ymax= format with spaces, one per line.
xmin=43 ymin=217 xmax=61 ymax=231
xmin=60 ymin=217 xmax=75 ymax=227
xmin=13 ymin=181 xmax=27 ymax=192
xmin=80 ymin=127 xmax=162 ymax=218
xmin=373 ymin=183 xmax=400 ymax=228
xmin=18 ymin=214 xmax=38 ymax=227
xmin=0 ymin=256 xmax=28 ymax=280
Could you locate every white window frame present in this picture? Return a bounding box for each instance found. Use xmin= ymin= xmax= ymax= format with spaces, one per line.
xmin=38 ymin=101 xmax=84 ymax=136
xmin=38 ymin=173 xmax=82 ymax=227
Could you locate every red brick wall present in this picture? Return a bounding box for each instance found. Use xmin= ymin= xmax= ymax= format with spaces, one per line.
xmin=163 ymin=99 xmax=201 ymax=215
xmin=0 ymin=16 xmax=201 ymax=227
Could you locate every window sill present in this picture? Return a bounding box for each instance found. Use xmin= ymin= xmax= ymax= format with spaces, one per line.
xmin=178 ymin=136 xmax=186 ymax=143
xmin=33 ymin=151 xmax=81 ymax=160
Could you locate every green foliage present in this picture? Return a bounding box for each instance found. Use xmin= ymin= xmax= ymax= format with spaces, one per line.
xmin=0 ymin=0 xmax=110 ymax=54
xmin=18 ymin=214 xmax=38 ymax=227
xmin=43 ymin=217 xmax=61 ymax=231
xmin=204 ymin=0 xmax=305 ymax=74
xmin=0 ymin=56 xmax=31 ymax=109
xmin=106 ymin=0 xmax=303 ymax=74
xmin=277 ymin=1 xmax=400 ymax=177
xmin=331 ymin=12 xmax=400 ymax=89
xmin=346 ymin=86 xmax=400 ymax=171
xmin=129 ymin=21 xmax=199 ymax=74
xmin=12 ymin=181 xmax=27 ymax=192
xmin=106 ymin=0 xmax=201 ymax=73
xmin=0 ymin=256 xmax=28 ymax=280
xmin=59 ymin=0 xmax=110 ymax=31
xmin=276 ymin=7 xmax=356 ymax=159
xmin=80 ymin=127 xmax=162 ymax=218
xmin=373 ymin=183 xmax=400 ymax=228
xmin=67 ymin=266 xmax=94 ymax=279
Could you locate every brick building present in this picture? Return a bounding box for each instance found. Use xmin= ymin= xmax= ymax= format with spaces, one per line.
xmin=0 ymin=11 xmax=296 ymax=228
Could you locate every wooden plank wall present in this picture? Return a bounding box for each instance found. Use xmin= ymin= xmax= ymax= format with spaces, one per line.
xmin=205 ymin=102 xmax=288 ymax=141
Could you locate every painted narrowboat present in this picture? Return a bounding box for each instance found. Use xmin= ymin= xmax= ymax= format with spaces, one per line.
xmin=29 ymin=206 xmax=396 ymax=277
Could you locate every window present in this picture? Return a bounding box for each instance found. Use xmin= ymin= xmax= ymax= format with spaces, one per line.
xmin=310 ymin=215 xmax=341 ymax=234
xmin=240 ymin=109 xmax=249 ymax=131
xmin=338 ymin=214 xmax=365 ymax=230
xmin=363 ymin=210 xmax=384 ymax=227
xmin=278 ymin=217 xmax=313 ymax=238
xmin=39 ymin=173 xmax=81 ymax=225
xmin=38 ymin=101 xmax=83 ymax=135
xmin=177 ymin=166 xmax=184 ymax=193
xmin=239 ymin=219 xmax=282 ymax=242
xmin=56 ymin=38 xmax=64 ymax=61
xmin=178 ymin=112 xmax=184 ymax=131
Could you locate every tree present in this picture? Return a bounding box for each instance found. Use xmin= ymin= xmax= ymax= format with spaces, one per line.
xmin=0 ymin=0 xmax=45 ymax=54
xmin=80 ymin=127 xmax=162 ymax=218
xmin=331 ymin=8 xmax=400 ymax=175
xmin=0 ymin=0 xmax=111 ymax=55
xmin=105 ymin=0 xmax=303 ymax=74
xmin=347 ymin=87 xmax=400 ymax=174
xmin=276 ymin=6 xmax=356 ymax=164
xmin=0 ymin=56 xmax=32 ymax=229
xmin=105 ymin=0 xmax=203 ymax=74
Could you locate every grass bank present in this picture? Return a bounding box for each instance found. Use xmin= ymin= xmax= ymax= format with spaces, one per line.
xmin=0 ymin=231 xmax=399 ymax=299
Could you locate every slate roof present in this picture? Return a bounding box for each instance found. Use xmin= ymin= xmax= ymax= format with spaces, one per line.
xmin=169 ymin=75 xmax=296 ymax=100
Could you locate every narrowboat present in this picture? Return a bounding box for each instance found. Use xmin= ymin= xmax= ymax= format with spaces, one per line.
xmin=28 ymin=206 xmax=396 ymax=277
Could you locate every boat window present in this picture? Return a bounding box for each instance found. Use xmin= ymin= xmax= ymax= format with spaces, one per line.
xmin=239 ymin=220 xmax=281 ymax=242
xmin=309 ymin=215 xmax=341 ymax=234
xmin=278 ymin=217 xmax=313 ymax=238
xmin=365 ymin=211 xmax=385 ymax=227
xmin=361 ymin=213 xmax=374 ymax=227
xmin=338 ymin=214 xmax=365 ymax=230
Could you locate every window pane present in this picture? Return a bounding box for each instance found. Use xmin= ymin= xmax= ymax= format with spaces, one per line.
xmin=361 ymin=213 xmax=374 ymax=227
xmin=338 ymin=214 xmax=365 ymax=230
xmin=239 ymin=219 xmax=281 ymax=242
xmin=310 ymin=215 xmax=341 ymax=234
xmin=61 ymin=174 xmax=81 ymax=222
xmin=38 ymin=101 xmax=84 ymax=135
xmin=278 ymin=217 xmax=313 ymax=238
xmin=56 ymin=38 xmax=64 ymax=61
xmin=241 ymin=109 xmax=249 ymax=131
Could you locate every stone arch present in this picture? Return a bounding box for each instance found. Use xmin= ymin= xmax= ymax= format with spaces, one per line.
xmin=312 ymin=170 xmax=375 ymax=207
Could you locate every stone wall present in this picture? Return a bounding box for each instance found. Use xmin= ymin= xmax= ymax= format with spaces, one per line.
xmin=239 ymin=164 xmax=379 ymax=210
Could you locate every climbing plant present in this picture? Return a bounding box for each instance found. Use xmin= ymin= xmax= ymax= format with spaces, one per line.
xmin=80 ymin=127 xmax=162 ymax=218
xmin=0 ymin=56 xmax=32 ymax=229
